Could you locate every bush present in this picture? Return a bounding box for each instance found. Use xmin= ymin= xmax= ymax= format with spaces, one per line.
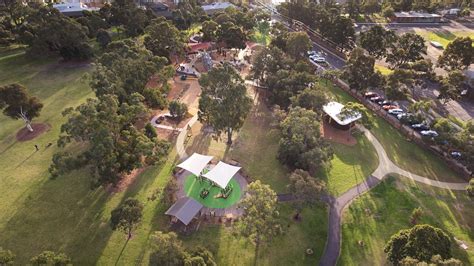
xmin=96 ymin=29 xmax=112 ymax=49
xmin=169 ymin=100 xmax=188 ymax=121
xmin=145 ymin=122 xmax=157 ymax=140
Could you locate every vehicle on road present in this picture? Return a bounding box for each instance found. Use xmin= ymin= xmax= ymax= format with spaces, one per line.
xmin=411 ymin=123 xmax=430 ymax=131
xmin=364 ymin=92 xmax=378 ymax=98
xmin=430 ymin=41 xmax=443 ymax=49
xmin=420 ymin=130 xmax=439 ymax=137
xmin=378 ymin=100 xmax=392 ymax=106
xmin=382 ymin=104 xmax=399 ymax=110
xmin=388 ymin=108 xmax=404 ymax=115
xmin=450 ymin=151 xmax=462 ymax=158
xmin=310 ymin=55 xmax=327 ymax=64
xmin=370 ymin=96 xmax=384 ymax=102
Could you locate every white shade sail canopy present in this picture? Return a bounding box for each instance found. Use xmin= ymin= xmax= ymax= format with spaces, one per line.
xmin=176 ymin=153 xmax=213 ymax=177
xmin=323 ymin=101 xmax=362 ymax=126
xmin=202 ymin=161 xmax=241 ymax=188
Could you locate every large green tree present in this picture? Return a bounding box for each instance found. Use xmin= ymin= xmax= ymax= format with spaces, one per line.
xmin=278 ymin=107 xmax=333 ymax=173
xmin=91 ymin=40 xmax=173 ymax=108
xmin=384 ymin=224 xmax=452 ymax=264
xmin=438 ymin=37 xmax=474 ymax=71
xmin=287 ymin=169 xmax=326 ymax=219
xmin=438 ymin=70 xmax=465 ymax=104
xmin=144 ymin=18 xmax=185 ymax=60
xmin=285 ymin=31 xmax=312 ymax=60
xmin=0 ymin=83 xmax=43 ymax=132
xmin=110 ymin=198 xmax=144 ymax=240
xmin=358 ymin=25 xmax=396 ymax=59
xmin=236 ymin=180 xmax=282 ymax=256
xmin=387 ymin=33 xmax=426 ymax=68
xmin=198 ymin=63 xmax=252 ymax=145
xmin=343 ymin=48 xmax=384 ymax=91
xmin=50 ymin=95 xmax=170 ymax=185
xmin=20 ymin=7 xmax=93 ymax=60
xmin=291 ymin=85 xmax=329 ymax=117
xmin=339 ymin=102 xmax=374 ymax=129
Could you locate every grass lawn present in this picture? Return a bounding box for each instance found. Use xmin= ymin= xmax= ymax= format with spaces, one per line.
xmin=184 ymin=174 xmax=242 ymax=208
xmin=322 ymin=80 xmax=464 ymax=183
xmin=339 ymin=176 xmax=473 ymax=266
xmin=321 ymin=132 xmax=379 ymax=196
xmin=0 ymin=48 xmax=182 ymax=264
xmin=415 ymin=29 xmax=474 ymax=48
xmin=178 ymin=203 xmax=328 ymax=266
xmin=374 ymin=64 xmax=393 ymax=75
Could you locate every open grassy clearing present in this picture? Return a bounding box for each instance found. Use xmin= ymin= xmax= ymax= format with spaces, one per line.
xmin=0 ymin=48 xmax=184 ymax=264
xmin=339 ymin=176 xmax=473 ymax=266
xmin=322 ymin=80 xmax=464 ymax=183
xmin=415 ymin=29 xmax=474 ymax=48
xmin=177 ymin=203 xmax=328 ymax=266
xmin=321 ymin=133 xmax=379 ymax=196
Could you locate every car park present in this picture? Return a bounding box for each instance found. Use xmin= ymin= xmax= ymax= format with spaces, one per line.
xmin=388 ymin=108 xmax=404 ymax=115
xmin=411 ymin=123 xmax=430 ymax=131
xmin=420 ymin=130 xmax=439 ymax=137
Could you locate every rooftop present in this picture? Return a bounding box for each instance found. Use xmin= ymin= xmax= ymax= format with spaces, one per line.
xmin=201 ymin=2 xmax=234 ymax=11
xmin=323 ymin=101 xmax=362 ymax=126
xmin=394 ymin=11 xmax=442 ymax=18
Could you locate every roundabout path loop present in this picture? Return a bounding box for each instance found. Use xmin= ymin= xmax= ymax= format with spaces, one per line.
xmin=319 ymin=128 xmax=469 ymax=266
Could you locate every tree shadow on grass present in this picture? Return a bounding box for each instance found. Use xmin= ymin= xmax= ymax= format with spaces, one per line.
xmin=0 ymin=171 xmax=113 ymax=265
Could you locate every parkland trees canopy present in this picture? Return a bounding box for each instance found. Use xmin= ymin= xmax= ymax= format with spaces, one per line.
xmin=202 ymin=161 xmax=241 ymax=188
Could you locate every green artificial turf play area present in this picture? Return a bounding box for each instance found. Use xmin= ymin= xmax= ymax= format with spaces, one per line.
xmin=184 ymin=175 xmax=242 ymax=208
xmin=339 ymin=176 xmax=473 ymax=266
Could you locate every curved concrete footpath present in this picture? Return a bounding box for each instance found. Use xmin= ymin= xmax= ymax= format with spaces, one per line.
xmin=319 ymin=128 xmax=469 ymax=266
xmin=176 ymin=114 xmax=198 ymax=160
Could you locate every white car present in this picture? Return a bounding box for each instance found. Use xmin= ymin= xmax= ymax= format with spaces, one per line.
xmin=310 ymin=56 xmax=326 ymax=63
xmin=307 ymin=51 xmax=318 ymax=56
xmin=420 ymin=130 xmax=439 ymax=137
xmin=388 ymin=108 xmax=404 ymax=115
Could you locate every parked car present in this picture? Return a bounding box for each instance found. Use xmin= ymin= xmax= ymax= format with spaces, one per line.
xmin=378 ymin=100 xmax=392 ymax=106
xmin=370 ymin=96 xmax=384 ymax=102
xmin=450 ymin=151 xmax=462 ymax=158
xmin=430 ymin=41 xmax=443 ymax=49
xmin=307 ymin=50 xmax=319 ymax=56
xmin=397 ymin=113 xmax=420 ymax=125
xmin=420 ymin=130 xmax=439 ymax=137
xmin=383 ymin=104 xmax=399 ymax=110
xmin=388 ymin=108 xmax=404 ymax=115
xmin=310 ymin=55 xmax=327 ymax=64
xmin=364 ymin=92 xmax=378 ymax=98
xmin=411 ymin=123 xmax=430 ymax=131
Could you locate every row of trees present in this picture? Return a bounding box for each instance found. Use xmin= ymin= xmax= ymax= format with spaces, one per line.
xmin=0 ymin=248 xmax=70 ymax=265
xmin=278 ymin=1 xmax=355 ymax=49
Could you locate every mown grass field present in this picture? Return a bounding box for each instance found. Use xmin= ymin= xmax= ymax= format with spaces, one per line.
xmin=339 ymin=176 xmax=473 ymax=266
xmin=321 ymin=133 xmax=379 ymax=196
xmin=415 ymin=29 xmax=474 ymax=48
xmin=0 ymin=48 xmax=328 ymax=264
